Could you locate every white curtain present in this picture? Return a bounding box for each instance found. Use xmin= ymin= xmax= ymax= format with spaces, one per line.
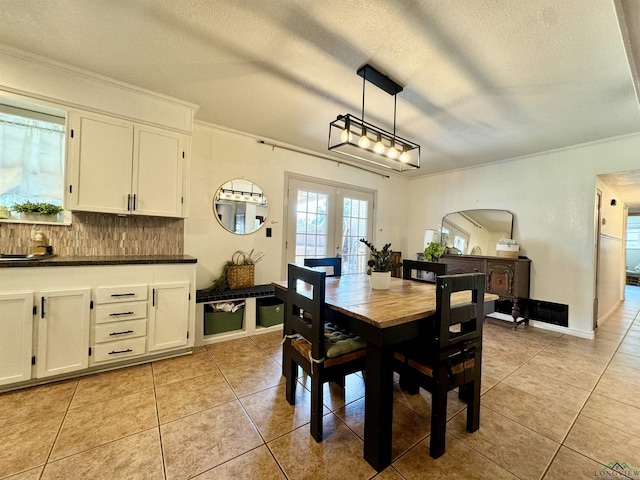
xmin=0 ymin=111 xmax=65 ymax=208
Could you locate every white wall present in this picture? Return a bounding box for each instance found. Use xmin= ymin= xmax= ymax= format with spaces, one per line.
xmin=184 ymin=123 xmax=411 ymax=289
xmin=406 ymin=134 xmax=640 ymax=336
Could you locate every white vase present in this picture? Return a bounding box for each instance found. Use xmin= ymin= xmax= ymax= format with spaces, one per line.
xmin=369 ymin=271 xmax=391 ymax=290
xmin=19 ymin=212 xmax=58 ymax=223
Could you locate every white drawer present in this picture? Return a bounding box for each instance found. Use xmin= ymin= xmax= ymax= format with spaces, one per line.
xmin=95 ymin=285 xmax=147 ymax=304
xmin=93 ymin=337 xmax=146 ymax=364
xmin=94 ymin=319 xmax=147 ymax=343
xmin=95 ymin=301 xmax=147 ymax=324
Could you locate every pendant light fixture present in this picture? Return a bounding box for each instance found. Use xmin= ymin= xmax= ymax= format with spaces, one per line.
xmin=328 ymin=64 xmax=420 ymax=171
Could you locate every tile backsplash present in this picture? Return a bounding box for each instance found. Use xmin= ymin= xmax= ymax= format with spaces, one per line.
xmin=0 ymin=212 xmax=184 ymax=256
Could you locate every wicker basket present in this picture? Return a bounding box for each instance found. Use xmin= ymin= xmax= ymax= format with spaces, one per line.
xmin=227 ymin=251 xmax=255 ymax=289
xmin=496 ymin=250 xmax=518 ymax=259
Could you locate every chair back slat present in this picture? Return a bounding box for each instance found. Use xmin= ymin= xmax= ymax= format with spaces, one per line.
xmin=402 ymin=260 xmax=447 ymax=283
xmin=436 ymin=273 xmax=485 ymax=351
xmin=287 ymin=264 xmax=326 ymax=360
xmin=304 ymin=257 xmax=342 ymax=277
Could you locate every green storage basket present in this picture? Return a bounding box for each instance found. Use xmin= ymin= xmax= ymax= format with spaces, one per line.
xmin=257 ymin=297 xmax=284 ymax=327
xmin=204 ymin=304 xmax=244 ymax=335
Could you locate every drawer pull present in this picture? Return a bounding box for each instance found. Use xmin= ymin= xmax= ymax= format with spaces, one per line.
xmin=109 ymin=311 xmax=135 ymax=316
xmin=108 ymin=348 xmax=133 ymax=355
xmin=110 ymin=293 xmax=136 ymax=297
xmin=109 ymin=330 xmax=134 ymax=336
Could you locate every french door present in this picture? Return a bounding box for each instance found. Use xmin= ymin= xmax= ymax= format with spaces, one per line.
xmin=285 ymin=177 xmax=374 ymax=275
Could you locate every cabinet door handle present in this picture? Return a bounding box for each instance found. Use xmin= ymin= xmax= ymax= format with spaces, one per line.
xmin=41 ymin=297 xmax=45 ymax=319
xmin=152 ymin=288 xmax=156 ymax=307
xmin=133 ymin=194 xmax=137 ymax=211
xmin=109 ymin=330 xmax=134 ymax=336
xmin=109 ymin=311 xmax=134 ymax=316
xmin=111 ymin=293 xmax=136 ymax=297
xmin=127 ymin=194 xmax=131 ymax=211
xmin=108 ymin=348 xmax=133 ymax=355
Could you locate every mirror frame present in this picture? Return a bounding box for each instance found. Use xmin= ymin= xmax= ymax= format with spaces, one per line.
xmin=213 ymin=178 xmax=268 ymax=235
xmin=441 ymin=209 xmax=513 ymax=256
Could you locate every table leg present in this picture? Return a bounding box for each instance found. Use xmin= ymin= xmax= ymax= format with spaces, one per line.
xmin=363 ymin=344 xmax=394 ymax=471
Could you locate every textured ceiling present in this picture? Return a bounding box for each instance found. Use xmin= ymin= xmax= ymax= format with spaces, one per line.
xmin=1 ymin=0 xmax=640 ymax=182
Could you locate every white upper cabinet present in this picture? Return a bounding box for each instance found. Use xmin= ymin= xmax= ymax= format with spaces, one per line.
xmin=66 ymin=110 xmax=189 ymax=218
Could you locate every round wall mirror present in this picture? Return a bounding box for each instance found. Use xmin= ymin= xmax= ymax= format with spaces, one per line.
xmin=213 ymin=179 xmax=268 ymax=235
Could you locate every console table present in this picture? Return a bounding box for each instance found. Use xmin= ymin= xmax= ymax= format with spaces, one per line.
xmin=439 ymin=254 xmax=531 ymax=328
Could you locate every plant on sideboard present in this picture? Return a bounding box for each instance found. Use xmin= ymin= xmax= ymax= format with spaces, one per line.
xmin=423 ymin=241 xmax=446 ymax=262
xmin=359 ymin=238 xmax=401 ymax=274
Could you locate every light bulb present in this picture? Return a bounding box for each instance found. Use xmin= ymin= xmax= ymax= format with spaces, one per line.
xmin=374 ymin=141 xmax=385 ymax=154
xmin=340 ymin=128 xmax=350 ymax=143
xmin=399 ymin=151 xmax=409 ymax=163
xmin=358 ymin=135 xmax=370 ymax=148
xmin=387 ymin=146 xmax=399 ymax=159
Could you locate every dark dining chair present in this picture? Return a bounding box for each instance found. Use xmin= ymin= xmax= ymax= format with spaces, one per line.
xmin=395 ymin=272 xmax=485 ymax=458
xmin=402 ymin=259 xmax=447 ymax=283
xmin=303 ymin=257 xmax=342 ymax=277
xmin=283 ymin=263 xmax=366 ymax=442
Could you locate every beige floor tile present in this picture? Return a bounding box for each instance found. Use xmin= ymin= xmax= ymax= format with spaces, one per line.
xmin=593 ymin=375 xmax=640 ymax=408
xmin=564 ymin=415 xmax=640 ymax=467
xmin=581 ymin=393 xmax=640 ymax=435
xmin=393 ymin=384 xmax=466 ymax=421
xmin=152 ymin=351 xmax=219 ymax=386
xmin=618 ymin=342 xmax=640 ymax=358
xmin=371 ymin=467 xmax=406 ymax=479
xmin=50 ymin=389 xmax=157 ymax=460
xmin=610 ymin=352 xmax=640 ymax=370
xmin=393 ymin=433 xmax=518 ymax=480
xmin=335 ymin=396 xmax=430 ymax=461
xmin=192 ymin=445 xmax=286 ymax=479
xmin=481 ymin=357 xmax=520 ymax=381
xmin=70 ymin=364 xmax=153 ymax=408
xmin=0 ymin=380 xmax=76 ymax=428
xmin=161 ymin=401 xmax=263 ymax=480
xmin=250 ymin=330 xmax=284 ymax=350
xmin=298 ymin=372 xmax=366 ymax=411
xmin=156 ymin=371 xmax=236 ymax=424
xmin=240 ymin=382 xmax=327 ymax=442
xmin=481 ymin=383 xmax=577 ymax=442
xmin=449 ymin=406 xmax=560 ymax=480
xmin=543 ymin=446 xmax=607 ymax=480
xmin=220 ymin=356 xmax=285 ymax=397
xmin=207 ymin=337 xmax=271 ymax=369
xmin=481 ymin=374 xmax=501 ymax=394
xmin=519 ymin=355 xmax=601 ymax=390
xmin=597 ymin=323 xmax=631 ymax=335
xmin=41 ymin=428 xmax=163 ymax=480
xmin=540 ymin=345 xmax=612 ymax=373
xmin=4 ymin=467 xmax=44 ymax=480
xmin=502 ymin=368 xmax=590 ymax=412
xmin=602 ymin=363 xmax=640 ymax=387
xmin=0 ymin=412 xmax=64 ymax=479
xmin=268 ymin=413 xmax=377 ymax=480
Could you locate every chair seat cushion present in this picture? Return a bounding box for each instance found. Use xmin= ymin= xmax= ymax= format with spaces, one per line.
xmin=323 ymin=323 xmax=367 ymax=358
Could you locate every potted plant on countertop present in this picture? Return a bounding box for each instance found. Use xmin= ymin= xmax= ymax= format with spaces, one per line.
xmin=359 ymin=238 xmax=402 ymax=290
xmin=11 ymin=201 xmax=63 ymax=222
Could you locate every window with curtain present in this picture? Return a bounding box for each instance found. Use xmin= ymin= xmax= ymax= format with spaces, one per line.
xmin=0 ymin=104 xmax=66 ymax=212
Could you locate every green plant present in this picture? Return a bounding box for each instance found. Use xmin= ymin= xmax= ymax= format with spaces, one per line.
xmin=359 ymin=238 xmax=401 ymax=273
xmin=423 ymin=241 xmax=445 ymax=262
xmin=11 ymin=201 xmax=63 ymax=216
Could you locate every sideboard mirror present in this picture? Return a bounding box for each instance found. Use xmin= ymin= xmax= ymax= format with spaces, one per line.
xmin=441 ymin=209 xmax=513 ymax=256
xmin=213 ymin=179 xmax=268 ymax=235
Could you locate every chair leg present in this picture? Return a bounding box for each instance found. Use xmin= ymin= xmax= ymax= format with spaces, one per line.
xmin=285 ymin=359 xmax=297 ymax=405
xmin=466 ymin=378 xmax=481 ymax=433
xmin=310 ymin=375 xmax=323 ymax=442
xmin=458 ymin=383 xmax=470 ymax=403
xmin=430 ymin=371 xmax=449 ymax=459
xmin=399 ymin=371 xmax=419 ymax=395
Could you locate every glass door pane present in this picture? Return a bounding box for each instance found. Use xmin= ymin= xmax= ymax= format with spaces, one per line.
xmin=338 ymin=191 xmax=373 ymax=275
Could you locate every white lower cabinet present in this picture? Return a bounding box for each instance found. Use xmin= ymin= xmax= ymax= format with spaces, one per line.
xmin=148 ymin=282 xmax=190 ymax=352
xmin=0 ymin=293 xmax=34 ymax=386
xmin=0 ymin=262 xmax=196 ymax=391
xmin=36 ymin=289 xmax=91 ymax=378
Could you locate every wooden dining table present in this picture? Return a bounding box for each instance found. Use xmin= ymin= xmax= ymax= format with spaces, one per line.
xmin=273 ymin=273 xmax=498 ymax=472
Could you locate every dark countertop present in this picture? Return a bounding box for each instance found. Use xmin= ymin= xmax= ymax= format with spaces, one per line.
xmin=0 ymin=254 xmax=197 ymax=268
xmin=196 ymin=284 xmax=275 ymax=303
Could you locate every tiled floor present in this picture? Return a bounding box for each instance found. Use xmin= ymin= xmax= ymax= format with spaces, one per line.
xmin=2 ymin=288 xmax=640 ymax=480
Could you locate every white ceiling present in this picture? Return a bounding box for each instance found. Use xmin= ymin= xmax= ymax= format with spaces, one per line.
xmin=2 ymin=0 xmax=640 ymax=188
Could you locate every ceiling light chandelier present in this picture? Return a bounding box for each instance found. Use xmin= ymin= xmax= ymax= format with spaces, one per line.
xmin=328 ymin=64 xmax=420 ymax=171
